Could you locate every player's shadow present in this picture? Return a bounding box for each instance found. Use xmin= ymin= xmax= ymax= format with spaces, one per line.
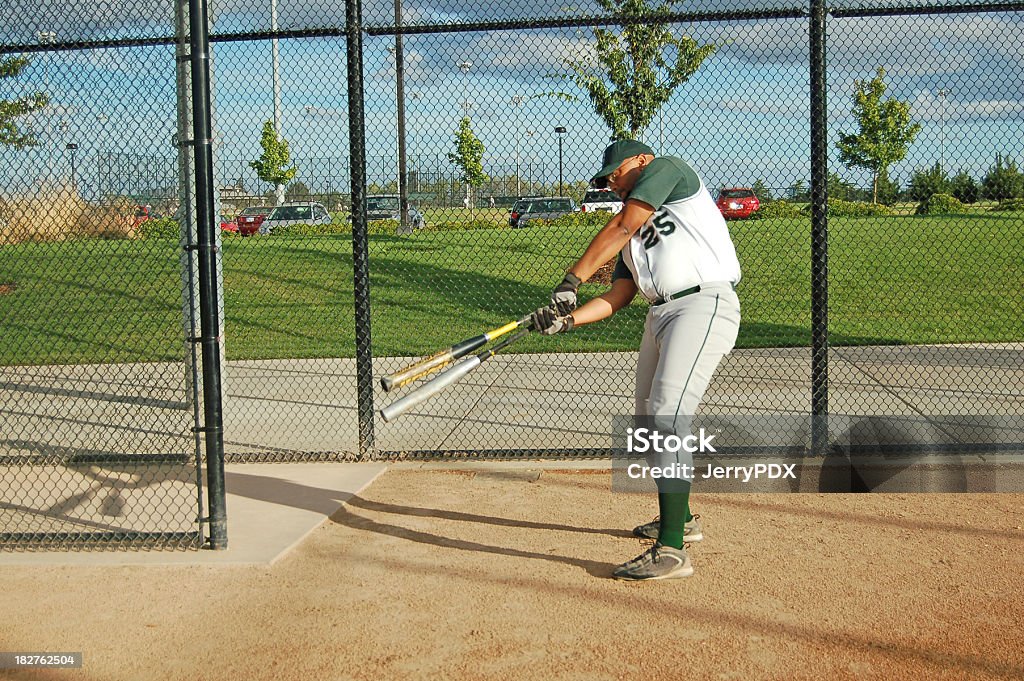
xmin=223 ymin=470 xmax=625 ymax=577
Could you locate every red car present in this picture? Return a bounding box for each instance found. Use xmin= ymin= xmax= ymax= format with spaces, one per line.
xmin=220 ymin=215 xmax=238 ymax=234
xmin=716 ymin=188 xmax=760 ymax=219
xmin=236 ymin=205 xmax=273 ymax=236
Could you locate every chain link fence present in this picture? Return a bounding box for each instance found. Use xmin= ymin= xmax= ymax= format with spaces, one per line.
xmin=2 ymin=0 xmax=1022 ymax=548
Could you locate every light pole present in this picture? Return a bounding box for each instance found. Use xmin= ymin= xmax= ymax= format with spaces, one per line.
xmin=36 ymin=30 xmax=57 ymax=183
xmin=66 ymin=143 xmax=79 ymax=190
xmin=270 ymin=0 xmax=284 ymax=205
xmin=937 ymin=88 xmax=950 ymax=173
xmin=408 ymin=91 xmax=423 ymax=192
xmin=456 ymin=60 xmax=472 ymax=208
xmin=96 ymin=113 xmax=108 ymax=198
xmin=512 ymin=96 xmax=526 ymax=197
xmin=525 ymin=129 xmax=536 ymax=191
xmin=388 ymin=42 xmax=410 ymax=230
xmin=554 ymin=126 xmax=566 ymax=197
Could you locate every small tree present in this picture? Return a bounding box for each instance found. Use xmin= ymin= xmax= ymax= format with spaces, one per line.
xmin=751 ymin=179 xmax=773 ymax=203
xmin=285 ymin=180 xmax=311 ymax=202
xmin=949 ymin=170 xmax=979 ymax=204
xmin=789 ymin=179 xmax=810 ymax=203
xmin=564 ymin=0 xmax=715 ymax=141
xmin=827 ymin=172 xmax=856 ymax=201
xmin=447 ymin=117 xmax=486 ymax=209
xmin=982 ymin=154 xmax=1024 ymax=201
xmin=908 ymin=163 xmax=950 ymax=202
xmin=875 ymin=167 xmax=901 ymax=205
xmin=836 ymin=67 xmax=922 ymax=204
xmin=1 ymin=56 xmax=49 ymax=149
xmin=249 ymin=120 xmax=297 ymax=206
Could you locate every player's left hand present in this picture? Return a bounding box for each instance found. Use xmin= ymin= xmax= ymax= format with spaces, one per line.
xmin=531 ymin=306 xmax=574 ymax=335
xmin=551 ymin=272 xmax=582 ymax=315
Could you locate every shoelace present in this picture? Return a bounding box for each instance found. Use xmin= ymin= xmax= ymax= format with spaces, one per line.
xmin=638 ymin=538 xmax=662 ymax=563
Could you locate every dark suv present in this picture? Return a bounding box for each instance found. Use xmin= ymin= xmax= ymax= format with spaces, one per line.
xmin=508 ymin=197 xmax=577 ymax=229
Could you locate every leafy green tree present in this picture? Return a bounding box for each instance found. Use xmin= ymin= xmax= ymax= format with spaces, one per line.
xmin=563 ymin=0 xmax=714 ymax=140
xmin=982 ymin=154 xmax=1024 ymax=201
xmin=827 ymin=172 xmax=856 ymax=201
xmin=751 ymin=179 xmax=773 ymax=203
xmin=836 ymin=67 xmax=922 ymax=204
xmin=949 ymin=170 xmax=979 ymax=204
xmin=908 ymin=163 xmax=950 ymax=202
xmin=875 ymin=167 xmax=901 ymax=205
xmin=447 ymin=117 xmax=486 ymax=209
xmin=249 ymin=120 xmax=297 ymax=206
xmin=789 ymin=179 xmax=810 ymax=202
xmin=285 ymin=180 xmax=311 ymax=202
xmin=1 ymin=57 xmax=48 ymax=149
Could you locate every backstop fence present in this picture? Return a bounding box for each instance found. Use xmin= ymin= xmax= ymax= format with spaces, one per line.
xmin=1 ymin=0 xmax=1022 ymax=549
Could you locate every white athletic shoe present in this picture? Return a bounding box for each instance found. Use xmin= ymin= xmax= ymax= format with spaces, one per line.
xmin=631 ymin=514 xmax=703 ymax=542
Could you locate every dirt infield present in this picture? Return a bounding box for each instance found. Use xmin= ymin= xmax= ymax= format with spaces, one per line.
xmin=3 ymin=468 xmax=1023 ymax=680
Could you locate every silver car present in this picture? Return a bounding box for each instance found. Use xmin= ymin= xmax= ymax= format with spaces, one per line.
xmin=259 ymin=202 xmax=332 ymax=234
xmin=366 ymin=194 xmax=425 ymax=230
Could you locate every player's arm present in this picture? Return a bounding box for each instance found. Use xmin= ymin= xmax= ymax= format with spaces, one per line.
xmin=567 ymin=200 xmax=655 ymax=282
xmin=570 ymin=278 xmax=638 ymax=327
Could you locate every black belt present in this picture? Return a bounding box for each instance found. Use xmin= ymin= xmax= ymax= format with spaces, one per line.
xmin=652 ymin=282 xmax=736 ymax=306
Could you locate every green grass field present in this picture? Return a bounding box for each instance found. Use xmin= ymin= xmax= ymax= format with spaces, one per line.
xmin=1 ymin=214 xmax=1021 ymax=365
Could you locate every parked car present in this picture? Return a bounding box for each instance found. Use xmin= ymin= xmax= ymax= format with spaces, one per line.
xmin=509 ymin=197 xmax=577 ymax=229
xmin=716 ymin=188 xmax=760 ymax=219
xmin=236 ymin=205 xmax=273 ymax=236
xmin=259 ymin=202 xmax=332 ymax=234
xmin=220 ymin=214 xmax=238 ymax=234
xmin=579 ymin=188 xmax=623 ymax=215
xmin=508 ymin=196 xmax=542 ymax=227
xmin=365 ymin=194 xmax=425 ymax=229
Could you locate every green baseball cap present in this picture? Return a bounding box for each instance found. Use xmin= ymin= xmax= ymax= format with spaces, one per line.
xmin=591 ymin=139 xmax=655 ymax=188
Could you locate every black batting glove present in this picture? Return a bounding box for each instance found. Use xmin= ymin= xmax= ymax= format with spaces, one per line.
xmin=531 ymin=306 xmax=574 ymax=336
xmin=551 ymin=272 xmax=582 ymax=316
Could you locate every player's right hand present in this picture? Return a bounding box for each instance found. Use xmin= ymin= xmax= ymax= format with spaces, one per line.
xmin=531 ymin=306 xmax=574 ymax=335
xmin=551 ymin=272 xmax=582 ymax=315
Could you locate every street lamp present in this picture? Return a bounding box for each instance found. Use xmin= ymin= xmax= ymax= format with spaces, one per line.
xmin=457 ymin=60 xmax=472 ymax=118
xmin=388 ymin=44 xmax=410 ymax=230
xmin=554 ymin=126 xmax=566 ymax=197
xmin=937 ymin=88 xmax=950 ymax=173
xmin=270 ymin=0 xmax=283 ymax=205
xmin=66 ymin=143 xmax=79 ymax=190
xmin=36 ymin=30 xmax=57 ymax=183
xmin=512 ymin=96 xmax=526 ymax=197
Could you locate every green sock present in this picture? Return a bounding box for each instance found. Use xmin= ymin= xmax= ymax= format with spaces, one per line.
xmin=655 ymin=488 xmax=690 ymax=549
xmin=684 ymin=505 xmax=694 ymax=523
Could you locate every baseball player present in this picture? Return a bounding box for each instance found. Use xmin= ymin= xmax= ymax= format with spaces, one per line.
xmin=532 ymin=139 xmax=741 ymax=580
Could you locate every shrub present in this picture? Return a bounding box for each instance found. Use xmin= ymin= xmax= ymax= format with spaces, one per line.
xmin=749 ymin=200 xmax=803 ymax=219
xmin=138 ymin=218 xmax=180 ymax=239
xmin=990 ymin=198 xmax=1024 ymax=212
xmin=530 ymin=211 xmax=610 ymax=229
xmin=915 ymin=193 xmax=964 ymax=216
xmin=949 ymin=171 xmax=979 ymax=204
xmin=802 ymin=199 xmax=891 ymax=217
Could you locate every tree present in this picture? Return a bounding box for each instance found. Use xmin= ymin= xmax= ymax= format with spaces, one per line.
xmin=249 ymin=120 xmax=297 ymax=206
xmin=1 ymin=56 xmax=48 ymax=149
xmin=875 ymin=167 xmax=901 ymax=205
xmin=751 ymin=179 xmax=773 ymax=203
xmin=789 ymin=179 xmax=810 ymax=203
xmin=285 ymin=180 xmax=311 ymax=202
xmin=908 ymin=163 xmax=950 ymax=202
xmin=836 ymin=67 xmax=921 ymax=204
xmin=827 ymin=172 xmax=856 ymax=201
xmin=563 ymin=0 xmax=715 ymax=140
xmin=949 ymin=170 xmax=979 ymax=204
xmin=447 ymin=117 xmax=486 ymax=209
xmin=982 ymin=154 xmax=1024 ymax=201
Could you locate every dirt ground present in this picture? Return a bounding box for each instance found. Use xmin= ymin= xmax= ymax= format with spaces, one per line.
xmin=3 ymin=468 xmax=1023 ymax=680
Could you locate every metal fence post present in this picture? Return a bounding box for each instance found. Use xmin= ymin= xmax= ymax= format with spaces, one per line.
xmin=189 ymin=0 xmax=228 ymax=548
xmin=348 ymin=0 xmax=376 ymax=456
xmin=809 ymin=0 xmax=830 ymax=457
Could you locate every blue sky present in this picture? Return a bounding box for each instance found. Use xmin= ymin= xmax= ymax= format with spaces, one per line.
xmin=3 ymin=4 xmax=1023 ymax=197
